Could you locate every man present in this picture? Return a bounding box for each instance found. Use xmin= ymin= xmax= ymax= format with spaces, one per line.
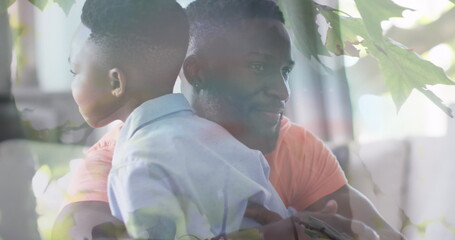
xmin=182 ymin=0 xmax=400 ymax=239
xmin=54 ymin=0 xmax=401 ymax=239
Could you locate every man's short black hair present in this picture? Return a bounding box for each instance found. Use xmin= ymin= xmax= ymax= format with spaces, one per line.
xmin=185 ymin=0 xmax=285 ymax=53
xmin=81 ymin=0 xmax=189 ymax=70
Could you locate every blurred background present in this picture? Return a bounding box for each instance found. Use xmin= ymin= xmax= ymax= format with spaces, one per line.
xmin=1 ymin=0 xmax=454 ymax=239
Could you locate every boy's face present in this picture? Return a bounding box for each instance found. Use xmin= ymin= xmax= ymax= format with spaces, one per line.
xmin=69 ymin=25 xmax=120 ymax=128
xmin=193 ymin=19 xmax=294 ymax=152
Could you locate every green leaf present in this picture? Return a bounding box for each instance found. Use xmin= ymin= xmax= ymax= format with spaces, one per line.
xmin=317 ymin=3 xmax=452 ymax=116
xmin=317 ymin=5 xmax=368 ymax=57
xmin=278 ymin=0 xmax=329 ymax=61
xmin=0 ymin=0 xmax=15 ymax=12
xmin=418 ymin=88 xmax=453 ymax=117
xmin=55 ymin=0 xmax=76 ymax=15
xmin=354 ymin=0 xmax=410 ymax=42
xmin=450 ymin=0 xmax=455 ymax=4
xmin=27 ymin=0 xmax=51 ymax=11
xmin=367 ymin=39 xmax=454 ymax=116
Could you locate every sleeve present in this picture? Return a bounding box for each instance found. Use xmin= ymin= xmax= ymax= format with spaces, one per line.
xmin=108 ymin=160 xmax=191 ymax=240
xmin=290 ymin=129 xmax=347 ymax=211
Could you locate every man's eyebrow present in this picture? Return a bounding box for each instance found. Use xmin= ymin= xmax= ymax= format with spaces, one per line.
xmin=247 ymin=51 xmax=273 ymax=59
xmin=248 ymin=51 xmax=295 ymax=65
xmin=68 ymin=57 xmax=71 ymax=64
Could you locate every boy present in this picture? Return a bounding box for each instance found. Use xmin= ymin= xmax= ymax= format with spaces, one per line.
xmin=69 ymin=0 xmax=288 ymax=239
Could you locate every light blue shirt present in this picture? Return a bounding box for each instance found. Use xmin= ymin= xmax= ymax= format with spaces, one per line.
xmin=108 ymin=93 xmax=289 ymax=239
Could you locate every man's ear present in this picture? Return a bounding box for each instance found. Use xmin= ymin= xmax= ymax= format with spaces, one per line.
xmin=109 ymin=68 xmax=126 ymax=97
xmin=183 ymin=55 xmax=206 ymax=92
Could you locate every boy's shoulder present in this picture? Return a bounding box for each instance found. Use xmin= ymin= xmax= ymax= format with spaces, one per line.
xmin=117 ymin=113 xmax=260 ymax=168
xmin=133 ymin=113 xmax=241 ymax=150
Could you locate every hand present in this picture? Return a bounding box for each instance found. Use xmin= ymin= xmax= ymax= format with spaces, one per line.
xmin=244 ymin=201 xmax=341 ymax=240
xmin=259 ymin=216 xmax=314 ymax=240
xmin=244 ymin=201 xmax=283 ymax=225
xmin=295 ymin=200 xmax=379 ymax=240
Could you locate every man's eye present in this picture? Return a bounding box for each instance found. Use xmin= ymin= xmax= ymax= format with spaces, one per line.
xmin=69 ymin=70 xmax=77 ymax=77
xmin=250 ymin=63 xmax=265 ymax=72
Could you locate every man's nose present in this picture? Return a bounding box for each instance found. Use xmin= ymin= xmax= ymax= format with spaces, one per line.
xmin=265 ymin=74 xmax=290 ymax=102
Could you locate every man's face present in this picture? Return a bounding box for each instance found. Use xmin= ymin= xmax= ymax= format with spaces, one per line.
xmin=196 ymin=19 xmax=294 ymax=152
xmin=69 ymin=25 xmax=120 ymax=128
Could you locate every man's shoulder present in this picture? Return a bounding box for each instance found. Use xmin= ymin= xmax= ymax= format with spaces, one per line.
xmin=114 ymin=115 xmax=263 ymax=176
xmin=278 ymin=119 xmax=309 ymax=141
xmin=138 ymin=114 xmax=237 ymax=144
xmin=124 ymin=114 xmax=252 ymax=159
xmin=274 ymin=119 xmax=328 ymax=156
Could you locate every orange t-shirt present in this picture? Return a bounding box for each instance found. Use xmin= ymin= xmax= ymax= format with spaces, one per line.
xmin=264 ymin=118 xmax=347 ymax=210
xmin=64 ymin=124 xmax=122 ymax=204
xmin=64 ymin=118 xmax=346 ymax=211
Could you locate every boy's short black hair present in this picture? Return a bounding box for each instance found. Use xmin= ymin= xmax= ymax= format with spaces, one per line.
xmin=81 ymin=0 xmax=189 ymax=70
xmin=185 ymin=0 xmax=285 ymax=52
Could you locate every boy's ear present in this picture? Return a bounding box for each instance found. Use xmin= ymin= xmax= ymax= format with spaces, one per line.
xmin=183 ymin=55 xmax=206 ymax=92
xmin=109 ymin=68 xmax=126 ymax=97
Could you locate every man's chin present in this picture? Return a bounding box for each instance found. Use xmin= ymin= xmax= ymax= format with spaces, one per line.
xmin=260 ymin=114 xmax=282 ymax=134
xmin=254 ymin=122 xmax=281 ymax=153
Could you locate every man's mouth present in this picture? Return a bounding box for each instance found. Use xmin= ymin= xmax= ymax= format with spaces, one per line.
xmin=250 ymin=105 xmax=285 ymax=126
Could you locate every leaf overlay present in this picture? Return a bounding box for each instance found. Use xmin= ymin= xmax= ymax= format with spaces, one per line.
xmin=367 ymin=39 xmax=454 ymax=115
xmin=317 ymin=4 xmax=367 ymax=57
xmin=0 ymin=0 xmax=15 ymax=12
xmin=317 ymin=4 xmax=453 ymax=117
xmin=354 ymin=0 xmax=410 ymax=43
xmin=278 ymin=0 xmax=329 ymax=62
xmin=28 ymin=0 xmax=51 ymax=11
xmin=55 ymin=0 xmax=76 ymax=15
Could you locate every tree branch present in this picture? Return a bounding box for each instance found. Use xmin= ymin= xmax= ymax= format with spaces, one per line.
xmin=0 ymin=10 xmax=12 ymax=97
xmin=386 ymin=7 xmax=455 ymax=54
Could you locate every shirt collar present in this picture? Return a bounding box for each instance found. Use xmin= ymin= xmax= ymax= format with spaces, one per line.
xmin=122 ymin=93 xmax=193 ymax=140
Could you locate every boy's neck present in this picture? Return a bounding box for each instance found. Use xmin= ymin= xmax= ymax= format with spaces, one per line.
xmin=117 ymin=90 xmax=174 ymax=122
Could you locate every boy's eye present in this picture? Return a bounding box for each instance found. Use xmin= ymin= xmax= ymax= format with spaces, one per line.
xmin=282 ymin=67 xmax=293 ymax=80
xmin=70 ymin=70 xmax=77 ymax=77
xmin=250 ymin=63 xmax=265 ymax=72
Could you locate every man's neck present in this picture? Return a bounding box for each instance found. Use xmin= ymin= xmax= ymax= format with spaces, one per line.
xmin=221 ymin=124 xmax=278 ymax=155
